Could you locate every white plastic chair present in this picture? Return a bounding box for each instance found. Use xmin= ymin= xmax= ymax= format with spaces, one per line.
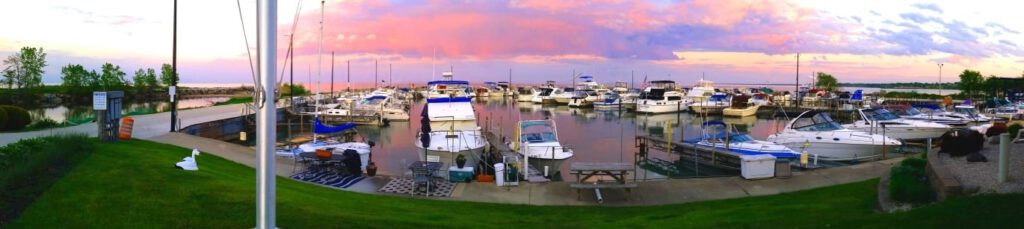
xmin=1013 ymin=129 xmax=1024 ymax=143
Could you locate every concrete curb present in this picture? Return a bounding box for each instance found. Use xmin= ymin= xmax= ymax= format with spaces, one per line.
xmin=926 ymin=149 xmax=964 ymax=201
xmin=876 ymin=166 xmax=896 ymax=213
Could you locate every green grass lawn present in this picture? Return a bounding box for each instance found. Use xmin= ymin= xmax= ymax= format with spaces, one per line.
xmin=10 ymin=140 xmax=1024 ymax=228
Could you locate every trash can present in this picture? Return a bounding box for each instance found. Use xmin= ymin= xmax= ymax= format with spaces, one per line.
xmin=494 ymin=163 xmax=505 ymax=186
xmin=775 ymin=159 xmax=792 ymax=178
xmin=740 ymin=154 xmax=776 ymax=179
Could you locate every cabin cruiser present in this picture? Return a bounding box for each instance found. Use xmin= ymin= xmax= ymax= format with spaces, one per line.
xmin=553 ymin=87 xmax=576 ymax=104
xmin=690 ymin=93 xmax=731 ymax=114
xmin=690 ymin=121 xmax=799 ymax=159
xmin=636 ymin=80 xmax=689 ymax=113
xmin=992 ymin=106 xmax=1019 ymax=119
xmin=621 ymin=88 xmax=640 ymax=110
xmin=568 ymin=89 xmax=599 ymax=108
xmin=496 ymin=81 xmax=514 ymax=97
xmin=950 ymin=104 xmax=991 ymax=122
xmin=354 ymin=95 xmax=410 ymax=121
xmin=896 ymin=104 xmax=970 ymax=126
xmin=532 ymin=87 xmax=560 ymax=104
xmin=844 ymin=108 xmax=951 ymax=140
xmin=766 ymin=111 xmax=901 ymax=162
xmin=416 ymin=73 xmax=487 ymax=171
xmin=517 ymin=87 xmax=536 ymax=102
xmin=593 ymin=92 xmax=621 ymax=110
xmin=750 ymin=93 xmax=771 ymax=106
xmin=723 ymin=94 xmax=759 ymax=117
xmin=612 ymin=81 xmax=629 ymax=94
xmin=687 ymin=78 xmax=715 ymax=103
xmin=514 ymin=119 xmax=574 ymax=176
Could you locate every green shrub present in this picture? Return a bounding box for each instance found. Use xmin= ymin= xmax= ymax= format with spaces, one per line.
xmin=889 ymin=158 xmax=933 ymax=204
xmin=1009 ymin=123 xmax=1023 ymax=139
xmin=0 ymin=134 xmax=93 ymax=225
xmin=0 ymin=108 xmax=7 ymax=129
xmin=0 ymin=105 xmax=31 ymax=131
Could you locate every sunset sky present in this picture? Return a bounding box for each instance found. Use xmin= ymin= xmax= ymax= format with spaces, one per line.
xmin=1 ymin=0 xmax=1022 ymax=87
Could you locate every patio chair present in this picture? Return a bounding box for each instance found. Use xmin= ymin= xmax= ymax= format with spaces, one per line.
xmin=412 ymin=166 xmax=432 ymax=196
xmin=1014 ymin=129 xmax=1024 ymax=143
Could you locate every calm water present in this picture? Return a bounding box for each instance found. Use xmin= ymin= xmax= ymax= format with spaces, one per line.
xmin=195 ymin=97 xmax=808 ymax=180
xmin=29 ymin=97 xmax=229 ymax=124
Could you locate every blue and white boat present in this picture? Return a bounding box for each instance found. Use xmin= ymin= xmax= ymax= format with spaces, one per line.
xmin=690 ymin=121 xmax=799 ymax=159
xmin=415 ymin=72 xmax=487 ymax=170
xmin=593 ymin=92 xmax=622 ymax=110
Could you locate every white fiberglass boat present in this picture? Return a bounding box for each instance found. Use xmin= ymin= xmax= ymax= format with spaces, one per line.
xmin=766 ymin=111 xmax=901 ymax=162
xmin=276 ymin=121 xmax=373 ymax=171
xmin=636 ymin=80 xmax=689 ymax=113
xmin=593 ymin=92 xmax=621 ymax=110
xmin=567 ymin=89 xmax=599 ymax=108
xmin=416 ymin=73 xmax=487 ymax=171
xmin=515 ymin=120 xmax=574 ymax=175
xmin=950 ymin=104 xmax=991 ymax=122
xmin=844 ymin=108 xmax=951 ymax=140
xmin=690 ymin=93 xmax=731 ymax=114
xmin=517 ymin=87 xmax=536 ymax=102
xmin=897 ymin=104 xmax=970 ymax=126
xmin=687 ymin=78 xmax=716 ymax=103
xmin=723 ymin=95 xmax=759 ymax=117
xmin=553 ymin=87 xmax=576 ymax=104
xmin=691 ymin=121 xmax=799 ymax=159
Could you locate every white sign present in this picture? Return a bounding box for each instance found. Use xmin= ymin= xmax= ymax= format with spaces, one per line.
xmin=93 ymin=92 xmax=107 ymax=110
xmin=169 ymin=86 xmax=177 ymax=102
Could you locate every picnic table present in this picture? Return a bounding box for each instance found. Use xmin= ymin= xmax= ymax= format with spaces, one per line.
xmin=569 ymin=162 xmax=638 ymax=203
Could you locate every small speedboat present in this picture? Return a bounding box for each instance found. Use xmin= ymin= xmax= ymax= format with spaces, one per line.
xmin=689 ymin=121 xmax=799 ymax=158
xmin=844 ymin=108 xmax=951 ymax=140
xmin=950 ymin=104 xmax=991 ymax=122
xmin=515 ymin=119 xmax=573 ymax=176
xmin=723 ymin=94 xmax=759 ymax=117
xmin=593 ymin=92 xmax=622 ymax=110
xmin=690 ymin=93 xmax=731 ymax=114
xmin=896 ymin=104 xmax=970 ymax=126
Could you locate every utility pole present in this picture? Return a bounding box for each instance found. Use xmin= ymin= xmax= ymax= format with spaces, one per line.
xmin=795 ymin=53 xmax=800 ymax=108
xmin=170 ymin=0 xmax=178 ymax=132
xmin=938 ymin=63 xmax=944 ymax=95
xmin=374 ymin=59 xmax=378 ymax=88
xmin=346 ymin=60 xmax=350 ymax=92
xmin=255 ymin=0 xmax=277 ymax=228
xmin=389 ymin=63 xmax=393 ymax=87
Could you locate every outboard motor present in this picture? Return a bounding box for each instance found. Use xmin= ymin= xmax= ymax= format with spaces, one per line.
xmin=939 ymin=129 xmax=983 ymax=156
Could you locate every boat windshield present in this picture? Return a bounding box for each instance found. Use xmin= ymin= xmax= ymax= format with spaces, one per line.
xmin=904 ymin=107 xmax=922 ymax=116
xmin=792 ymin=112 xmax=843 ymax=131
xmin=864 ymin=109 xmax=900 ymax=121
xmin=538 ymin=88 xmax=554 ymax=96
xmin=955 ymin=107 xmax=978 ymax=115
xmin=640 ymin=89 xmax=666 ymax=100
xmin=521 ymin=121 xmax=557 ymax=143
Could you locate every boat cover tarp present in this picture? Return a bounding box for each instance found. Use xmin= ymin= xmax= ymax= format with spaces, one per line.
xmin=427 ymin=80 xmax=469 ymax=85
xmin=314 ymin=118 xmax=356 ymax=134
xmin=426 ymin=97 xmax=472 ymax=103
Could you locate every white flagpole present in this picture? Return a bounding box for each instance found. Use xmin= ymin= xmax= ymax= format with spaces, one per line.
xmin=256 ymin=0 xmax=277 ymax=228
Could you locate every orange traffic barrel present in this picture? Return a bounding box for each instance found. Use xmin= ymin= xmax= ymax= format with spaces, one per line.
xmin=119 ymin=116 xmax=134 ymax=140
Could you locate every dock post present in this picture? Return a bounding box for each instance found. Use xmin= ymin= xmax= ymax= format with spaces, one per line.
xmin=926 ymin=138 xmax=932 ymax=154
xmin=999 ymin=133 xmax=1010 ymax=183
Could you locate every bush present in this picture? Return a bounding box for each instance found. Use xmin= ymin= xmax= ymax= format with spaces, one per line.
xmin=0 ymin=105 xmax=31 ymax=131
xmin=0 ymin=134 xmax=93 ymax=225
xmin=1009 ymin=123 xmax=1023 ymax=139
xmin=889 ymin=158 xmax=933 ymax=204
xmin=0 ymin=108 xmax=7 ymax=129
xmin=986 ymin=123 xmax=1007 ymax=137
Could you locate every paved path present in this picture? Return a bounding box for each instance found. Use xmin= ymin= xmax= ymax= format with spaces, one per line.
xmin=0 ymin=104 xmax=247 ymax=146
xmin=150 ymin=132 xmax=902 ymax=206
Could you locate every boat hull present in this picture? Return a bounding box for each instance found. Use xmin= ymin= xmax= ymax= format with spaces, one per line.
xmin=723 ymin=105 xmax=759 ymax=117
xmin=636 ymin=100 xmax=686 ymax=113
xmin=775 ymin=141 xmax=897 ymax=162
xmin=525 ymin=157 xmax=567 ymax=178
xmin=847 ymin=126 xmax=949 ymax=140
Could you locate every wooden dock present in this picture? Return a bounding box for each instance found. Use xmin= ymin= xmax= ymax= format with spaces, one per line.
xmin=482 ymin=131 xmax=550 ymax=182
xmin=635 ymin=135 xmax=743 ymax=171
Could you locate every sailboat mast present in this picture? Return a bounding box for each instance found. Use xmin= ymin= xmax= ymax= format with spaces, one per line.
xmin=314 ymin=0 xmax=325 ymax=143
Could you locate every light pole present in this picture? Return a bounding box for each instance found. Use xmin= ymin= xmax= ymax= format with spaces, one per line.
xmin=938 ymin=63 xmax=944 ymax=96
xmin=256 ymin=0 xmax=278 ymax=228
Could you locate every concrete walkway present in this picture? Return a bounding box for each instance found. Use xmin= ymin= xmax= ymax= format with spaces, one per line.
xmin=150 ymin=132 xmax=901 ymax=206
xmin=0 ymin=104 xmax=247 ymax=146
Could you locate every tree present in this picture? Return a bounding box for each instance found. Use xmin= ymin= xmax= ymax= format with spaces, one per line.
xmin=99 ymin=63 xmax=127 ymax=90
xmin=160 ymin=63 xmax=178 ymax=87
xmin=60 ymin=64 xmax=90 ymax=97
xmin=86 ymin=70 xmax=101 ymax=90
xmin=132 ymin=68 xmax=147 ymax=94
xmin=815 ymin=72 xmax=839 ymax=92
xmin=2 ymin=55 xmax=19 ymax=89
xmin=145 ymin=68 xmax=159 ymax=88
xmin=18 ymin=47 xmax=46 ymax=93
xmin=958 ymin=69 xmax=984 ymax=99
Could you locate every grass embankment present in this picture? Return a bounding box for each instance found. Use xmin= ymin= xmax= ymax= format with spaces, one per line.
xmin=890 ymin=156 xmax=933 ymax=204
xmin=11 ymin=140 xmax=1024 ymax=228
xmin=0 ymin=135 xmax=92 ymax=225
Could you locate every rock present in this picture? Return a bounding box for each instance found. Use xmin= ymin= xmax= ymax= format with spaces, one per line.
xmin=966 ymin=153 xmax=987 ymax=162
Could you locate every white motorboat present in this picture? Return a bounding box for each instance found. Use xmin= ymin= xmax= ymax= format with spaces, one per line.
xmin=416 ymin=73 xmax=487 ymax=171
xmin=636 ymin=80 xmax=690 ymax=113
xmin=992 ymin=106 xmax=1019 ymax=119
xmin=497 ymin=81 xmax=515 ymax=97
xmin=723 ymin=95 xmax=759 ymax=117
xmin=517 ymin=87 xmax=536 ymax=102
xmin=896 ymin=104 xmax=970 ymax=126
xmin=593 ymin=92 xmax=622 ymax=110
xmin=621 ymin=89 xmax=640 ymax=110
xmin=844 ymin=108 xmax=951 ymax=140
xmin=355 ymin=94 xmax=410 ymax=121
xmin=474 ymin=86 xmax=491 ymax=97
xmin=568 ymin=89 xmax=599 ymax=108
xmin=553 ymin=87 xmax=576 ymax=104
xmin=687 ymin=78 xmax=715 ymax=103
xmin=950 ymin=104 xmax=991 ymax=122
xmin=766 ymin=111 xmax=902 ymax=162
xmin=690 ymin=93 xmax=731 ymax=114
xmin=275 ymin=121 xmax=373 ymax=171
xmin=690 ymin=121 xmax=800 ymax=159
xmin=514 ymin=119 xmax=574 ymax=176
xmin=485 ymin=82 xmax=504 ymax=98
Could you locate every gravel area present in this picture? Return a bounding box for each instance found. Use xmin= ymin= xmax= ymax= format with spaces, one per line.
xmin=939 ymin=141 xmax=1024 ymax=194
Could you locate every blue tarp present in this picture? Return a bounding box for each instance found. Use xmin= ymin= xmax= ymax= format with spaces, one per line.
xmin=912 ymin=104 xmax=942 ymax=110
xmin=427 ymin=97 xmax=472 ymax=103
xmin=314 ymin=118 xmax=356 ymax=134
xmin=366 ymin=95 xmax=387 ymax=100
xmin=427 ymin=80 xmax=469 ymax=85
xmin=850 ymin=90 xmax=863 ymax=101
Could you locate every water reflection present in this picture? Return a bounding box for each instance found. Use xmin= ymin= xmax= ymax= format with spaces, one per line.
xmin=28 ymin=97 xmax=229 ymax=124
